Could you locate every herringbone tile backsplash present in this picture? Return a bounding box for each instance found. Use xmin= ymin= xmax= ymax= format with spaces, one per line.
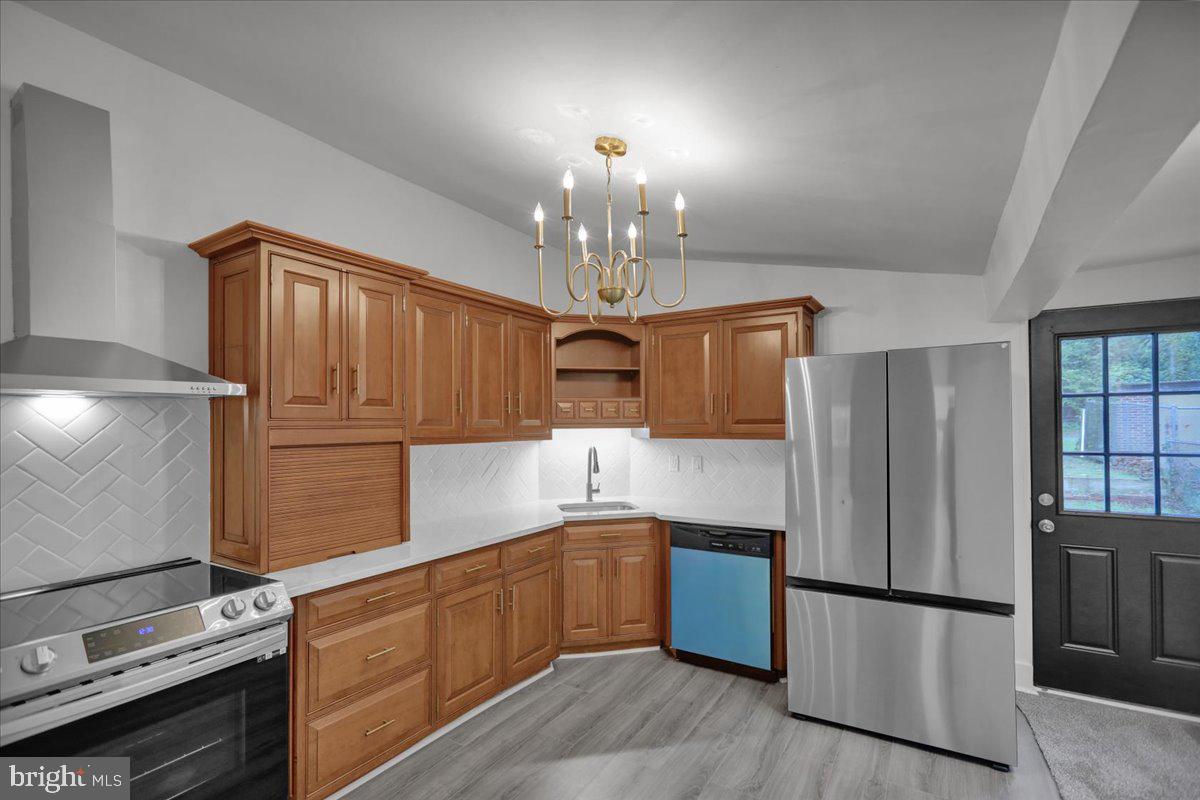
xmin=409 ymin=441 xmax=539 ymax=523
xmin=1 ymin=396 xmax=210 ymax=593
xmin=628 ymin=438 xmax=785 ymax=506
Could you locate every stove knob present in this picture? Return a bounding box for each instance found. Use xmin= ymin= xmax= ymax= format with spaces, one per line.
xmin=20 ymin=645 xmax=57 ymax=675
xmin=221 ymin=597 xmax=247 ymax=620
xmin=254 ymin=589 xmax=278 ymax=611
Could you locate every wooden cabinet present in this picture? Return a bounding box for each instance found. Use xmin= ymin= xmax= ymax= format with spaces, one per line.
xmin=270 ymin=255 xmax=342 ymax=420
xmin=408 ymin=281 xmax=553 ymax=443
xmin=551 ymin=319 xmax=646 ymax=428
xmin=435 ymin=577 xmax=505 ymax=720
xmin=407 ymin=291 xmax=462 ymax=439
xmin=647 ymin=300 xmax=819 ymax=439
xmin=648 ymin=320 xmax=722 ymax=436
xmin=346 ymin=273 xmax=406 ymax=420
xmin=193 ymin=224 xmax=420 ymax=574
xmin=560 ymin=520 xmax=659 ymax=649
xmin=561 ymin=548 xmax=608 ymax=644
xmin=464 ymin=305 xmax=509 ymax=437
xmin=504 ymin=560 xmax=557 ymax=684
xmin=511 ymin=315 xmax=552 ymax=437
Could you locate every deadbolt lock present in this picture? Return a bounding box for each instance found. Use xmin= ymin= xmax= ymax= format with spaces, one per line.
xmin=1037 ymin=493 xmax=1055 ymax=507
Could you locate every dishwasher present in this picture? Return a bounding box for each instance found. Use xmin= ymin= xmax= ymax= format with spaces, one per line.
xmin=670 ymin=523 xmax=774 ymax=678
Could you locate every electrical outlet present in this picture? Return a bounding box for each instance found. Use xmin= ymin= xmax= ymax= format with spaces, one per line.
xmin=691 ymin=455 xmax=704 ymax=473
xmin=668 ymin=454 xmax=680 ymax=473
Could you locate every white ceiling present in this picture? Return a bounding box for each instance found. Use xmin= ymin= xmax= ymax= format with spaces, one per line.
xmin=1081 ymin=122 xmax=1200 ymax=270
xmin=20 ymin=0 xmax=1086 ymax=274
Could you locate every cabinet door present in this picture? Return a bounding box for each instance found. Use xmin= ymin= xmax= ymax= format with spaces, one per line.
xmin=270 ymin=254 xmax=342 ymax=420
xmin=435 ymin=578 xmax=504 ymax=720
xmin=463 ymin=305 xmax=509 ymax=438
xmin=561 ymin=549 xmax=608 ymax=643
xmin=649 ymin=321 xmax=721 ymax=436
xmin=504 ymin=560 xmax=556 ymax=684
xmin=407 ymin=293 xmax=462 ymax=438
xmin=510 ymin=317 xmax=551 ymax=438
xmin=346 ymin=274 xmax=405 ymax=420
xmin=722 ymin=312 xmax=797 ymax=437
xmin=611 ymin=544 xmax=657 ymax=639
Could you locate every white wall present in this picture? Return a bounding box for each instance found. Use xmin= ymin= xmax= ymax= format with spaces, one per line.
xmin=0 ymin=0 xmax=538 ymax=367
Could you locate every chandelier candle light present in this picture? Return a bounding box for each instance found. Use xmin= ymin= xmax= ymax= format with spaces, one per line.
xmin=533 ymin=135 xmax=688 ymax=323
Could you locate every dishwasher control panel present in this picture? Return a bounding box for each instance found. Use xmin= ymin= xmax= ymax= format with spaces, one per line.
xmin=670 ymin=523 xmax=773 ymax=558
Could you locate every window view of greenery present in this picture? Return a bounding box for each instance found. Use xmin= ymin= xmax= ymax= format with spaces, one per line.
xmin=1060 ymin=330 xmax=1199 ymax=518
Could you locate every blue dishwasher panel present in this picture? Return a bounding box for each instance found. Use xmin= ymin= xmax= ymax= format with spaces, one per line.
xmin=670 ymin=546 xmax=771 ymax=670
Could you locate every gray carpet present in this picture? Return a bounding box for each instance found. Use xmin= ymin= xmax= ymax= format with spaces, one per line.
xmin=1017 ymin=691 xmax=1200 ymax=800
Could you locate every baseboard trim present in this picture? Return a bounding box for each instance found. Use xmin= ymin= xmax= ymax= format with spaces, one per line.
xmin=556 ymin=644 xmax=662 ymax=659
xmin=326 ymin=665 xmax=555 ymax=800
xmin=1033 ymin=686 xmax=1200 ymax=723
xmin=1015 ymin=660 xmax=1034 ymax=693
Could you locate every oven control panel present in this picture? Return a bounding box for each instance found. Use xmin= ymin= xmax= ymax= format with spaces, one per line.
xmin=82 ymin=607 xmax=205 ymax=663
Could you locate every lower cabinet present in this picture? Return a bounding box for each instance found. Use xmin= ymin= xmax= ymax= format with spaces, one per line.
xmin=291 ymin=529 xmax=562 ymax=800
xmin=560 ymin=520 xmax=660 ymax=648
xmin=435 ymin=577 xmax=505 ymax=720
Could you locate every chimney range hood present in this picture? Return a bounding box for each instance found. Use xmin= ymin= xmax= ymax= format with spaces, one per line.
xmin=1 ymin=84 xmax=244 ymax=398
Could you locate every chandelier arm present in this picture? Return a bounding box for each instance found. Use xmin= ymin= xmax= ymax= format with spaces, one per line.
xmin=628 ymin=213 xmax=650 ymax=299
xmin=565 ymin=219 xmax=589 ymax=303
xmin=535 ymin=246 xmax=575 ymax=317
xmin=648 ymin=236 xmax=688 ymax=308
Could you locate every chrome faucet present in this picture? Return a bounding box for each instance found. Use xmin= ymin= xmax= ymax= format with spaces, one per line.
xmin=586 ymin=446 xmax=600 ymax=503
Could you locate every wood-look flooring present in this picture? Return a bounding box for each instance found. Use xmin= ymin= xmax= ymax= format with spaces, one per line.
xmin=346 ymin=651 xmax=1059 ymax=800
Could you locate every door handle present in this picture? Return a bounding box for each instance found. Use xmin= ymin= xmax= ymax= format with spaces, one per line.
xmin=496 ymin=589 xmax=504 ymax=615
xmin=709 ymin=394 xmax=715 ymax=415
xmin=725 ymin=393 xmax=730 ymax=414
xmin=1037 ymin=519 xmax=1055 ymax=534
xmin=331 ymin=363 xmax=339 ymax=393
xmin=352 ymin=364 xmax=360 ymax=396
xmin=508 ymin=586 xmax=515 ymax=611
xmin=456 ymin=388 xmax=463 ymax=413
xmin=504 ymin=393 xmax=511 ymax=413
xmin=516 ymin=392 xmax=523 ymax=416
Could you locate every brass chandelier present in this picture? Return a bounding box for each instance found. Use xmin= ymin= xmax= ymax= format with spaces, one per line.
xmin=533 ymin=135 xmax=687 ymax=323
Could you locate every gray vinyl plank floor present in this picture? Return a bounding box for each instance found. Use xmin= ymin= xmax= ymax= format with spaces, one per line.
xmin=345 ymin=651 xmax=1060 ymax=800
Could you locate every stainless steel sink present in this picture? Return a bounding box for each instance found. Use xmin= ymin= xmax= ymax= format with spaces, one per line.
xmin=557 ymin=501 xmax=639 ymax=514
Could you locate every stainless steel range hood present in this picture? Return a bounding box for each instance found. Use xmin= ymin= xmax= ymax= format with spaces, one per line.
xmin=2 ymin=84 xmax=244 ymax=398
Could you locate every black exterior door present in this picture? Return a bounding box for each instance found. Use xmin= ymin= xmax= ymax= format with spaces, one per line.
xmin=1030 ymin=297 xmax=1200 ymax=714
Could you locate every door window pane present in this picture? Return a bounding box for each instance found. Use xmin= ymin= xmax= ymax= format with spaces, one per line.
xmin=1062 ymin=396 xmax=1104 ymax=452
xmin=1063 ymin=455 xmax=1105 ymax=511
xmin=1108 ymin=456 xmax=1155 ymax=514
xmin=1108 ymin=395 xmax=1153 ymax=453
xmin=1107 ymin=334 xmax=1153 ymax=392
xmin=1161 ymin=457 xmax=1200 ymax=517
xmin=1158 ymin=331 xmax=1200 ymax=391
xmin=1061 ymin=337 xmax=1103 ymax=394
xmin=1058 ymin=328 xmax=1198 ymax=518
xmin=1159 ymin=394 xmax=1200 ymax=454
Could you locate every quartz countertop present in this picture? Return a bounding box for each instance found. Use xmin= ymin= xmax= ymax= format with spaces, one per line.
xmin=268 ymin=496 xmax=783 ymax=596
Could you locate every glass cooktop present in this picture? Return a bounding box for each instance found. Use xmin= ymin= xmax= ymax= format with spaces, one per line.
xmin=0 ymin=560 xmax=275 ymax=649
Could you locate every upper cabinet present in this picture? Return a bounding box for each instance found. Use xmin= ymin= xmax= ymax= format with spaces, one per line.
xmin=647 ymin=299 xmax=822 ymax=439
xmin=270 ymin=255 xmax=343 ymax=420
xmin=551 ymin=319 xmax=645 ymax=428
xmin=347 ymin=273 xmax=406 ymax=420
xmin=407 ymin=280 xmax=554 ymax=444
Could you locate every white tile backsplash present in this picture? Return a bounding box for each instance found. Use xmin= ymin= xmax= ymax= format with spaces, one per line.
xmin=409 ymin=441 xmax=539 ymax=523
xmin=0 ymin=396 xmax=210 ymax=593
xmin=629 ymin=437 xmax=785 ymax=506
xmin=538 ymin=428 xmax=632 ymax=500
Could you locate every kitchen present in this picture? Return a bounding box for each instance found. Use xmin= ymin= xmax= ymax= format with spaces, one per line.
xmin=1 ymin=2 xmax=1198 ymax=800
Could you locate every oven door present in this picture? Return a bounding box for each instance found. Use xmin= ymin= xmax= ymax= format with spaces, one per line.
xmin=1 ymin=625 xmax=288 ymax=800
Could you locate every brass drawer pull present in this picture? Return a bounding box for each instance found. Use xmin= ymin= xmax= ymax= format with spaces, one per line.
xmin=364 ymin=591 xmax=397 ymax=604
xmin=365 ymin=646 xmax=396 ymax=661
xmin=463 ymin=563 xmax=488 ymax=574
xmin=364 ymin=718 xmax=395 ymax=737
xmin=527 ymin=545 xmax=548 ymax=553
xmin=599 ymin=533 xmax=621 ymax=538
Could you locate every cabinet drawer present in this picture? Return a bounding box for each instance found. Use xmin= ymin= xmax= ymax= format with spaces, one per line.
xmin=306 ymin=567 xmax=429 ymax=630
xmin=306 ymin=667 xmax=432 ymax=793
xmin=555 ymin=401 xmax=575 ymax=419
xmin=307 ymin=601 xmax=431 ymax=713
xmin=563 ymin=519 xmax=656 ymax=547
xmin=434 ymin=546 xmax=502 ymax=592
xmin=601 ymin=400 xmax=621 ymax=419
xmin=578 ymin=400 xmax=599 ymax=419
xmin=503 ymin=529 xmax=557 ymax=570
xmin=622 ymin=400 xmax=643 ymax=419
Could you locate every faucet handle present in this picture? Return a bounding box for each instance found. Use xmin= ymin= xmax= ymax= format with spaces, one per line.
xmin=593 ymin=483 xmax=600 ymax=495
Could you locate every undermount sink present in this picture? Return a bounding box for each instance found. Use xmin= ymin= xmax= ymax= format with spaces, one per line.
xmin=557 ymin=501 xmax=639 ymax=514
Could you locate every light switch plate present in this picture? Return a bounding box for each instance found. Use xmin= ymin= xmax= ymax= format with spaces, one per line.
xmin=691 ymin=455 xmax=703 ymax=473
xmin=668 ymin=454 xmax=680 ymax=473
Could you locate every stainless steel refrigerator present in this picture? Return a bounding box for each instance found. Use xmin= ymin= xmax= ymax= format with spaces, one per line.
xmin=784 ymin=342 xmax=1016 ymax=767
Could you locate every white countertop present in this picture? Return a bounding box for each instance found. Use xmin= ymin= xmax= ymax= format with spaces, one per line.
xmin=268 ymin=496 xmax=783 ymax=596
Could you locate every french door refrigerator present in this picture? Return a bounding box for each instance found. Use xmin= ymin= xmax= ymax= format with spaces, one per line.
xmin=784 ymin=342 xmax=1017 ymax=767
